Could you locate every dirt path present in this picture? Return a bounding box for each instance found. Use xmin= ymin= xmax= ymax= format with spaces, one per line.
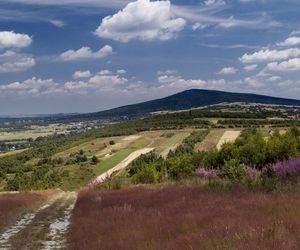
xmin=0 ymin=192 xmax=76 ymax=250
xmin=93 ymin=148 xmax=154 ymax=184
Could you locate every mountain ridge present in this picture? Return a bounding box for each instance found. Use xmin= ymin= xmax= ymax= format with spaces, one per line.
xmin=81 ymin=89 xmax=300 ymax=120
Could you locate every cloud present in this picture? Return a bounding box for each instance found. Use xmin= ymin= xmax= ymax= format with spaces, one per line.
xmin=117 ymin=69 xmax=127 ymax=74
xmin=0 ymin=51 xmax=35 ymax=73
xmin=95 ymin=0 xmax=186 ymax=42
xmin=192 ymin=22 xmax=209 ymax=31
xmin=171 ymin=5 xmax=279 ymax=30
xmin=49 ymin=19 xmax=65 ymax=28
xmin=0 ymin=77 xmax=59 ymax=97
xmin=2 ymin=0 xmax=129 ymax=8
xmin=266 ymin=58 xmax=300 ymax=71
xmin=277 ymin=36 xmax=300 ymax=47
xmin=204 ymin=0 xmax=226 ymax=6
xmin=291 ymin=29 xmax=300 ymax=36
xmin=157 ymin=69 xmax=177 ymax=75
xmin=240 ymin=48 xmax=300 ymax=63
xmin=217 ymin=67 xmax=238 ymax=75
xmin=65 ymin=71 xmax=128 ymax=93
xmin=0 ymin=31 xmax=32 ymax=49
xmin=73 ymin=70 xmax=92 ymax=79
xmin=0 ymin=70 xmax=129 ymax=97
xmin=267 ymin=76 xmax=281 ymax=82
xmin=157 ymin=74 xmax=227 ymax=90
xmin=60 ymin=45 xmax=113 ymax=61
xmin=244 ymin=64 xmax=257 ymax=72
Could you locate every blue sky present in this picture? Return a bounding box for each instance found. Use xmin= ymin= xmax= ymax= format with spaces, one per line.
xmin=0 ymin=0 xmax=300 ymax=115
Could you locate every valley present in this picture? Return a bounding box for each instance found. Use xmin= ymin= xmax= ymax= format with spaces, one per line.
xmin=0 ymin=90 xmax=300 ymax=249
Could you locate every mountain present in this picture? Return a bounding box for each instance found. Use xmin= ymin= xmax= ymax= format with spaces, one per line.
xmin=80 ymin=89 xmax=300 ymax=120
xmin=5 ymin=89 xmax=299 ymax=123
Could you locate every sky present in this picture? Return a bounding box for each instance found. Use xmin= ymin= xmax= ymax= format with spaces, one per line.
xmin=0 ymin=0 xmax=300 ymax=115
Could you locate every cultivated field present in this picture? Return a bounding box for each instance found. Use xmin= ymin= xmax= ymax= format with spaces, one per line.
xmin=155 ymin=132 xmax=190 ymax=158
xmin=216 ymin=130 xmax=241 ymax=150
xmin=196 ymin=129 xmax=226 ymax=151
xmin=68 ymin=186 xmax=300 ymax=250
xmin=0 ymin=124 xmax=68 ymax=141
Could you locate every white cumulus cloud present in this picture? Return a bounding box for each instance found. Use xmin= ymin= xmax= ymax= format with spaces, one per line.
xmin=60 ymin=45 xmax=113 ymax=61
xmin=73 ymin=70 xmax=92 ymax=79
xmin=240 ymin=48 xmax=300 ymax=63
xmin=267 ymin=58 xmax=300 ymax=72
xmin=0 ymin=31 xmax=32 ymax=49
xmin=244 ymin=64 xmax=257 ymax=72
xmin=277 ymin=36 xmax=300 ymax=47
xmin=0 ymin=51 xmax=35 ymax=73
xmin=217 ymin=67 xmax=238 ymax=75
xmin=95 ymin=0 xmax=186 ymax=42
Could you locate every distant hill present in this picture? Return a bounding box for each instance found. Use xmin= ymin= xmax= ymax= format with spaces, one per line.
xmin=4 ymin=89 xmax=300 ymax=122
xmin=79 ymin=89 xmax=300 ymax=120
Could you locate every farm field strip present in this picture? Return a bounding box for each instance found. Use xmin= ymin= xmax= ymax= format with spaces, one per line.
xmin=156 ymin=132 xmax=190 ymax=158
xmin=93 ymin=136 xmax=152 ymax=176
xmin=196 ymin=129 xmax=225 ymax=151
xmin=216 ymin=130 xmax=241 ymax=150
xmin=93 ymin=147 xmax=154 ymax=184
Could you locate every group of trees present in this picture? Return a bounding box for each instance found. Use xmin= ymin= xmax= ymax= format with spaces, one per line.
xmin=128 ymin=127 xmax=300 ymax=185
xmin=128 ymin=131 xmax=209 ymax=183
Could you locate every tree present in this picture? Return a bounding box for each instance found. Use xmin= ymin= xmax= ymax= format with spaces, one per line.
xmin=91 ymin=156 xmax=99 ymax=165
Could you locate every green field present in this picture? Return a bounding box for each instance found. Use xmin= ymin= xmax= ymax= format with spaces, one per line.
xmin=94 ymin=137 xmax=151 ymax=176
xmin=155 ymin=132 xmax=190 ymax=156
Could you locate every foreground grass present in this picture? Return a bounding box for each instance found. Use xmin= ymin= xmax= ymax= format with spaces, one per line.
xmin=0 ymin=190 xmax=60 ymax=234
xmin=69 ymin=185 xmax=300 ymax=250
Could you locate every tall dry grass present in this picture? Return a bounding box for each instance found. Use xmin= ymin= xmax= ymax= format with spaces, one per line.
xmin=68 ymin=186 xmax=300 ymax=250
xmin=0 ymin=190 xmax=59 ymax=232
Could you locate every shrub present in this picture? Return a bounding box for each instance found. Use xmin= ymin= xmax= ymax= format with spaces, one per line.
xmin=91 ymin=156 xmax=99 ymax=165
xmin=219 ymin=159 xmax=246 ymax=182
xmin=132 ymin=165 xmax=159 ymax=184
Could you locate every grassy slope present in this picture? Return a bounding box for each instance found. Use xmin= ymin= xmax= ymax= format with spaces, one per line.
xmin=155 ymin=132 xmax=190 ymax=154
xmin=69 ymin=186 xmax=300 ymax=250
xmin=94 ymin=137 xmax=151 ymax=176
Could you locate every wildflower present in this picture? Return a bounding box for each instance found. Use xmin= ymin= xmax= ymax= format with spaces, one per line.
xmin=195 ymin=167 xmax=217 ymax=178
xmin=273 ymin=158 xmax=300 ymax=176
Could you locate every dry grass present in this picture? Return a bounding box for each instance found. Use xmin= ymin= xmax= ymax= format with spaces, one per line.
xmin=196 ymin=129 xmax=225 ymax=151
xmin=216 ymin=130 xmax=241 ymax=150
xmin=68 ymin=186 xmax=300 ymax=250
xmin=0 ymin=190 xmax=60 ymax=233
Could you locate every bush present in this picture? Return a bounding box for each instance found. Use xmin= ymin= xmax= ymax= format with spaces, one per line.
xmin=91 ymin=156 xmax=99 ymax=165
xmin=219 ymin=159 xmax=246 ymax=182
xmin=133 ymin=165 xmax=159 ymax=184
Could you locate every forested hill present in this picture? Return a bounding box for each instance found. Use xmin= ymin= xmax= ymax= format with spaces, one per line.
xmin=81 ymin=89 xmax=300 ymax=120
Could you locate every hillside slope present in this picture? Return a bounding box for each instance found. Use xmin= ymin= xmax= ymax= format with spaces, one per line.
xmin=83 ymin=89 xmax=300 ymax=119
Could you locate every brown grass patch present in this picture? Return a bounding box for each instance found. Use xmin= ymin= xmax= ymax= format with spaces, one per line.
xmin=68 ymin=186 xmax=300 ymax=250
xmin=196 ymin=129 xmax=225 ymax=151
xmin=0 ymin=190 xmax=60 ymax=233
